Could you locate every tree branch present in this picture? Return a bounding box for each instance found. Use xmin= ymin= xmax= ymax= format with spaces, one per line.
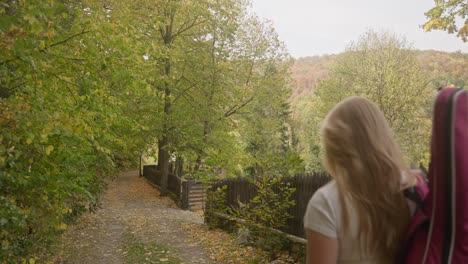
xmin=224 ymin=96 xmax=254 ymax=118
xmin=173 ymin=17 xmax=208 ymax=39
xmin=173 ymin=81 xmax=199 ymax=103
xmin=42 ymin=29 xmax=90 ymax=51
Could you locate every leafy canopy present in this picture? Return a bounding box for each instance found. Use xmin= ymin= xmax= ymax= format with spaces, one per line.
xmin=424 ymin=0 xmax=468 ymax=41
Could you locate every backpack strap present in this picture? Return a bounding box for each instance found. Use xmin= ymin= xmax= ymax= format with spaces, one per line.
xmin=404 ymin=172 xmax=429 ymax=207
xmin=399 ymin=172 xmax=430 ymax=262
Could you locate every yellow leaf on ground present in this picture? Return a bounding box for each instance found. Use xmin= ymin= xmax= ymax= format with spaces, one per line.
xmin=58 ymin=223 xmax=67 ymax=230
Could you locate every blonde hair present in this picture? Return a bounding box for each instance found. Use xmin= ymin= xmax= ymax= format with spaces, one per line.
xmin=321 ymin=96 xmax=416 ymax=261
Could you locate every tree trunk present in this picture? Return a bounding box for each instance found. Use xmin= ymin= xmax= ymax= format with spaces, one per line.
xmin=158 ymin=139 xmax=170 ymax=196
xmin=158 ymin=96 xmax=171 ymax=195
xmin=195 ymin=120 xmax=210 ymax=170
xmin=157 ymin=58 xmax=172 ymax=196
xmin=157 ymin=148 xmax=164 ymax=171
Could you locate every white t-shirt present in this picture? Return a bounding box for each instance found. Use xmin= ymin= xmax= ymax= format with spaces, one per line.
xmin=304 ymin=180 xmax=379 ymax=263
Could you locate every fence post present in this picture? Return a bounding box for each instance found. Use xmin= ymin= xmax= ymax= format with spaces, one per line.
xmin=139 ymin=151 xmax=142 ymax=177
xmin=182 ymin=180 xmax=189 ymax=210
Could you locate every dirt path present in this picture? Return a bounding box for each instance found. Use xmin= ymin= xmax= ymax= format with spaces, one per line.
xmin=53 ymin=171 xmax=213 ymax=264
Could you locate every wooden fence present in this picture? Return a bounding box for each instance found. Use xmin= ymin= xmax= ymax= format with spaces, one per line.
xmin=143 ymin=165 xmax=205 ymax=210
xmin=209 ymin=172 xmax=331 ymax=238
xmin=143 ymin=165 xmax=331 ymax=237
xmin=182 ymin=181 xmax=206 ymax=210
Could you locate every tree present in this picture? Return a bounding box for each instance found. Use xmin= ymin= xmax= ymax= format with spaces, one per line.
xmin=98 ymin=0 xmax=215 ymax=194
xmin=104 ymin=0 xmax=299 ymax=181
xmin=303 ymin=31 xmax=434 ymax=169
xmin=0 ymin=0 xmax=154 ymax=260
xmin=424 ymin=0 xmax=468 ymax=41
xmin=232 ymin=17 xmax=303 ymax=177
xmin=178 ymin=0 xmax=253 ymax=177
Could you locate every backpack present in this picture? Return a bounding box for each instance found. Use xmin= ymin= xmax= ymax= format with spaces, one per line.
xmin=401 ymin=87 xmax=468 ymax=263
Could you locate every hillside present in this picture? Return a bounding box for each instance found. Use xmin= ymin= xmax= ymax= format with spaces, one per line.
xmin=290 ymin=54 xmax=337 ymax=99
xmin=290 ymin=50 xmax=468 ymax=103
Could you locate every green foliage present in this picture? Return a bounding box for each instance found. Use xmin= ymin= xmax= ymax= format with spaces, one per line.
xmin=298 ymin=31 xmax=434 ymax=169
xmin=424 ymin=0 xmax=467 ymax=41
xmin=205 ymin=177 xmax=297 ymax=259
xmin=233 ymin=177 xmax=296 ymax=258
xmin=204 ymin=185 xmax=230 ymax=230
xmin=0 ymin=0 xmax=151 ymax=261
xmin=97 ymin=0 xmax=299 ymax=183
xmin=0 ymin=0 xmax=299 ymax=260
xmin=290 ymin=50 xmax=466 ymax=170
xmin=239 ymin=22 xmax=304 ymax=177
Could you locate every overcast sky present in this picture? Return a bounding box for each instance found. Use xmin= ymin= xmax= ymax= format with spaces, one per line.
xmin=251 ymin=0 xmax=468 ymax=58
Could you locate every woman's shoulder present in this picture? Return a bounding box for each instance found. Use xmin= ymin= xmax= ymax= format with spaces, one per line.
xmin=312 ymin=180 xmax=338 ymax=201
xmin=304 ymin=180 xmax=339 ymax=237
xmin=307 ymin=180 xmax=340 ymax=215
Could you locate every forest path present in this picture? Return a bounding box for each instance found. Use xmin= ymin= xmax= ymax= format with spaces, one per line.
xmin=52 ymin=170 xmax=213 ymax=264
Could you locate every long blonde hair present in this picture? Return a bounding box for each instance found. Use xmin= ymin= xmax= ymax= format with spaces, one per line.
xmin=321 ymin=96 xmax=416 ymax=261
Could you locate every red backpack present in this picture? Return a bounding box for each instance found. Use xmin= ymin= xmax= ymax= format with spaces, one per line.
xmin=401 ymin=88 xmax=468 ymax=263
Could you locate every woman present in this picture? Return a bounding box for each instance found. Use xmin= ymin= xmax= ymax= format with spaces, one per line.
xmin=304 ymin=97 xmax=417 ymax=263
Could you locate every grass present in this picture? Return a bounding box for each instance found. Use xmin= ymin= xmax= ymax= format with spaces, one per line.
xmin=123 ymin=232 xmax=180 ymax=264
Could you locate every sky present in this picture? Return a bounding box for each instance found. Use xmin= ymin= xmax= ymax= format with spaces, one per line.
xmin=250 ymin=0 xmax=468 ymax=58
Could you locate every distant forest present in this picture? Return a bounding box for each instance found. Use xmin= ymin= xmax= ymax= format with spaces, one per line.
xmin=289 ymin=48 xmax=467 ymax=170
xmin=291 ymin=50 xmax=468 ymax=101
